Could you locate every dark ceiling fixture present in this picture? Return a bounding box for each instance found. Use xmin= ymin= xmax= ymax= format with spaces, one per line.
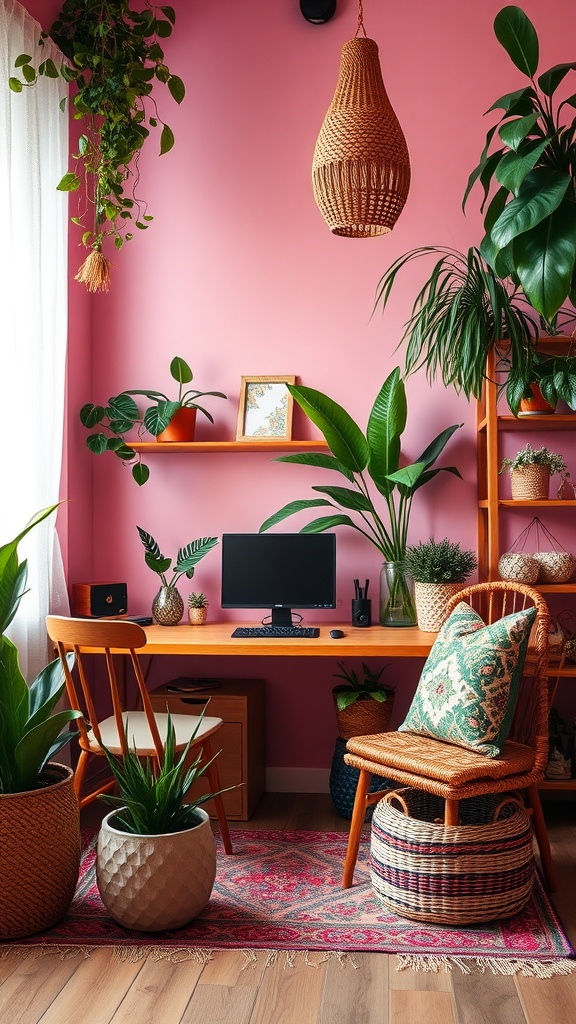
xmin=300 ymin=1 xmax=337 ymax=25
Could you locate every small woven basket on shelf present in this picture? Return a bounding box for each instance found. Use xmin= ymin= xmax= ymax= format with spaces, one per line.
xmin=497 ymin=552 xmax=540 ymax=583
xmin=509 ymin=464 xmax=550 ymax=500
xmin=532 ymin=551 xmax=575 ymax=583
xmin=370 ymin=788 xmax=534 ymax=925
xmin=413 ymin=581 xmax=465 ymax=633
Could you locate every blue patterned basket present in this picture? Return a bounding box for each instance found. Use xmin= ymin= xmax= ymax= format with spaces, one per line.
xmin=370 ymin=788 xmax=535 ymax=925
xmin=329 ymin=737 xmax=389 ymax=821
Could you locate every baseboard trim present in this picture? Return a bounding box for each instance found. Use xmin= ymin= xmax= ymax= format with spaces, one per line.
xmin=266 ymin=767 xmax=330 ymax=793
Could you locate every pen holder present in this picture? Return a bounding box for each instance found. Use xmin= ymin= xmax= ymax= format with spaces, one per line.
xmin=351 ymin=598 xmax=371 ymax=627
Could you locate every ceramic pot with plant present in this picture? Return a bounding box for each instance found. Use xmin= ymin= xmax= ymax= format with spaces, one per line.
xmin=137 ymin=527 xmax=218 ymax=626
xmin=80 ymin=356 xmax=227 ymax=485
xmin=96 ymin=713 xmax=231 ymax=931
xmin=401 ymin=538 xmax=478 ymax=633
xmin=188 ymin=592 xmax=209 ymax=625
xmin=0 ymin=505 xmax=83 ymax=940
xmin=331 ymin=660 xmax=395 ymax=740
xmin=499 ymin=444 xmax=567 ymax=500
xmin=260 ymin=367 xmax=463 ymax=627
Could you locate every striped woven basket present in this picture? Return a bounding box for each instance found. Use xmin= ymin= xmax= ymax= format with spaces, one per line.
xmin=370 ymin=788 xmax=534 ymax=925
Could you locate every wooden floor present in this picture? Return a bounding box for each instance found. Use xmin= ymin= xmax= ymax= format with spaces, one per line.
xmin=1 ymin=794 xmax=575 ymax=1024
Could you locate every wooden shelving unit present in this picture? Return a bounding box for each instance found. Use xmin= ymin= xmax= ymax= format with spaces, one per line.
xmin=128 ymin=439 xmax=329 ymax=454
xmin=477 ymin=350 xmax=576 ymax=794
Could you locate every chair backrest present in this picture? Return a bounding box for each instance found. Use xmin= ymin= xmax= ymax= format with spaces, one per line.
xmin=443 ymin=581 xmax=550 ymax=771
xmin=45 ymin=615 xmax=164 ymax=759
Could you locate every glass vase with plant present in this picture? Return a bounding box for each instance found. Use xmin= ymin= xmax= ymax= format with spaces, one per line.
xmin=137 ymin=527 xmax=218 ymax=625
xmin=259 ymin=367 xmax=463 ymax=626
xmin=80 ymin=356 xmax=227 ymax=485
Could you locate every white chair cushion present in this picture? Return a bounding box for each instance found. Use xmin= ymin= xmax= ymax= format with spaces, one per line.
xmin=87 ymin=711 xmax=223 ymax=755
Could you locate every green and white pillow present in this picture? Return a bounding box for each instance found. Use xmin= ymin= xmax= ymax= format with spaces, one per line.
xmin=398 ymin=601 xmax=537 ymax=757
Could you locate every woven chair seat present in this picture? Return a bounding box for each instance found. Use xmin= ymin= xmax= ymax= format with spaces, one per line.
xmin=345 ymin=731 xmax=535 ymax=786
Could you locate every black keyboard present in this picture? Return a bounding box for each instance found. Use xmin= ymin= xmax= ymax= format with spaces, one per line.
xmin=231 ymin=626 xmax=320 ymax=638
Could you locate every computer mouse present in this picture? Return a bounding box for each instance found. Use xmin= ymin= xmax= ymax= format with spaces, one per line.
xmin=330 ymin=629 xmax=344 ymax=639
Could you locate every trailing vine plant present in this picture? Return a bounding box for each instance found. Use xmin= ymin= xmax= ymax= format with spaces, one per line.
xmin=9 ymin=1 xmax=185 ymax=293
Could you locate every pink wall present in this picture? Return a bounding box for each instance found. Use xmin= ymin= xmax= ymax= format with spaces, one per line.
xmin=29 ymin=1 xmax=576 ymax=774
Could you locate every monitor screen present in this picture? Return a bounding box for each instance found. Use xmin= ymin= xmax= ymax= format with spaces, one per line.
xmin=221 ymin=533 xmax=336 ymax=625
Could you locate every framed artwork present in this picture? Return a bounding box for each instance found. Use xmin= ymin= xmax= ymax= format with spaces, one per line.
xmin=236 ymin=375 xmax=296 ymax=441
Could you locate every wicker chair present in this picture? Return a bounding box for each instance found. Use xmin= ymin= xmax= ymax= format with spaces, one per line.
xmin=342 ymin=581 xmax=555 ymax=891
xmin=46 ymin=615 xmax=232 ymax=853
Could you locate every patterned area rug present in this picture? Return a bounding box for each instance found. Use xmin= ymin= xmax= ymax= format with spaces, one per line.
xmin=4 ymin=829 xmax=575 ymax=976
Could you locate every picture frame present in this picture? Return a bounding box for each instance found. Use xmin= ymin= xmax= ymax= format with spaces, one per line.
xmin=236 ymin=375 xmax=296 ymax=442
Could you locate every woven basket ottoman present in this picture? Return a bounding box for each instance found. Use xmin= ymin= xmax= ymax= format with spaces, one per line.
xmin=370 ymin=788 xmax=535 ymax=925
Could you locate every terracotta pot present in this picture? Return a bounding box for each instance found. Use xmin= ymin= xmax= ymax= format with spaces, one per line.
xmin=156 ymin=406 xmax=197 ymax=442
xmin=517 ymin=384 xmax=556 ymax=416
xmin=0 ymin=763 xmax=81 ymax=940
xmin=188 ymin=606 xmax=208 ymax=625
xmin=96 ymin=807 xmax=216 ymax=931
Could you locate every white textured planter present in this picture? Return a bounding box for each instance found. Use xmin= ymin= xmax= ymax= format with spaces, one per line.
xmin=96 ymin=807 xmax=217 ymax=931
xmin=414 ymin=581 xmax=466 ymax=633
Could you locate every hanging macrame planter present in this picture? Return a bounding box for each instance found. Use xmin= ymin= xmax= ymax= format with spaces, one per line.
xmin=312 ymin=1 xmax=411 ymax=236
xmin=74 ymin=249 xmax=112 ymax=294
xmin=498 ymin=517 xmax=575 ymax=584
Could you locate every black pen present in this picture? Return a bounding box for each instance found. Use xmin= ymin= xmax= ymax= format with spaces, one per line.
xmin=365 ymin=579 xmax=369 ymax=599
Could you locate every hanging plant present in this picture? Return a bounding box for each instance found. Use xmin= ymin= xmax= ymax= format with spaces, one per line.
xmin=9 ymin=1 xmax=185 ymax=293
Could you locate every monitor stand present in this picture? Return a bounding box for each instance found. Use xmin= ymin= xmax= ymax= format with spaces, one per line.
xmin=269 ymin=608 xmax=294 ymax=627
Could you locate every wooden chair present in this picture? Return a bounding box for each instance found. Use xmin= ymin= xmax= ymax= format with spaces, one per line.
xmin=342 ymin=581 xmax=555 ymax=890
xmin=46 ymin=615 xmax=232 ymax=854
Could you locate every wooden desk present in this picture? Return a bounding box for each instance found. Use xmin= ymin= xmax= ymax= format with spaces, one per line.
xmin=140 ymin=622 xmax=435 ymax=658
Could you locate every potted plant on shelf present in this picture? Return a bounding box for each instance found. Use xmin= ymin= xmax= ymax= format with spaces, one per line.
xmin=80 ymin=356 xmax=227 ymax=485
xmin=259 ymin=367 xmax=463 ymax=627
xmin=137 ymin=526 xmax=218 ymax=625
xmin=401 ymin=538 xmax=478 ymax=633
xmin=9 ymin=1 xmax=185 ymax=292
xmin=0 ymin=504 xmax=83 ymax=940
xmin=188 ymin=592 xmax=209 ymax=625
xmin=96 ymin=713 xmax=229 ymax=931
xmin=499 ymin=443 xmax=567 ymax=500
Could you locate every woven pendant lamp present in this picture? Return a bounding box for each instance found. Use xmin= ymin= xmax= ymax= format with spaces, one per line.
xmin=312 ymin=1 xmax=410 ymax=236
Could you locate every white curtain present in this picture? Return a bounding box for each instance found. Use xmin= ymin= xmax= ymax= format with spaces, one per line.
xmin=0 ymin=0 xmax=69 ymax=680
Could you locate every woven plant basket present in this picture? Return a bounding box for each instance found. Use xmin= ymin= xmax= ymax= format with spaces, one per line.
xmin=370 ymin=788 xmax=534 ymax=925
xmin=333 ymin=689 xmax=395 ymax=741
xmin=0 ymin=763 xmax=81 ymax=940
xmin=312 ymin=37 xmax=410 ymax=237
xmin=329 ymin=737 xmax=387 ymax=821
xmin=533 ymin=551 xmax=575 ymax=583
xmin=510 ymin=464 xmax=550 ymax=500
xmin=497 ymin=552 xmax=540 ymax=583
xmin=413 ymin=581 xmax=464 ymax=633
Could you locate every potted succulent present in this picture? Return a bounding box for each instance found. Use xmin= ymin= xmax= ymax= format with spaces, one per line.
xmin=137 ymin=526 xmax=218 ymax=625
xmin=188 ymin=592 xmax=209 ymax=625
xmin=80 ymin=356 xmax=227 ymax=485
xmin=401 ymin=538 xmax=478 ymax=632
xmin=0 ymin=504 xmax=83 ymax=940
xmin=9 ymin=1 xmax=185 ymax=292
xmin=96 ymin=713 xmax=230 ymax=931
xmin=260 ymin=366 xmax=463 ymax=626
xmin=499 ymin=443 xmax=568 ymax=500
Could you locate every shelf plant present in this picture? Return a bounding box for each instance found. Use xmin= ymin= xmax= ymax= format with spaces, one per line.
xmin=499 ymin=443 xmax=567 ymax=476
xmin=499 ymin=442 xmax=568 ymax=501
xmin=80 ymin=356 xmax=227 ymax=485
xmin=259 ymin=367 xmax=463 ymax=625
xmin=401 ymin=538 xmax=478 ymax=632
xmin=9 ymin=1 xmax=185 ymax=292
xmin=188 ymin=591 xmax=209 ymax=625
xmin=137 ymin=526 xmax=218 ymax=625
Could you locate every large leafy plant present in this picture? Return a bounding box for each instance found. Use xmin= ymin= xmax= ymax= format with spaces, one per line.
xmin=79 ymin=356 xmax=227 ymax=485
xmin=9 ymin=1 xmax=185 ymax=293
xmin=99 ymin=711 xmax=231 ymax=834
xmin=0 ymin=505 xmax=81 ymax=794
xmin=259 ymin=367 xmax=462 ymax=562
xmin=464 ymin=5 xmax=576 ymax=323
xmin=137 ymin=527 xmax=218 ymax=589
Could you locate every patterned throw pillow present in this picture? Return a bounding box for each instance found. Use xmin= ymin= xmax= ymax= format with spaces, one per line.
xmin=398 ymin=601 xmax=537 ymax=757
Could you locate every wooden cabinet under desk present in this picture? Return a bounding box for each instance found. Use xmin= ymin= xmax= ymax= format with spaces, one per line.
xmin=149 ymin=678 xmax=266 ymax=821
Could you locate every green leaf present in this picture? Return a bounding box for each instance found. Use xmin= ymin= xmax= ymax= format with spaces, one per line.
xmin=495 ymin=137 xmax=550 ymax=194
xmin=366 ymin=368 xmax=406 ymax=491
xmin=170 ymin=356 xmax=193 ymax=385
xmin=86 ymin=432 xmax=109 ymax=454
xmin=161 ymin=6 xmax=176 ymax=24
xmin=79 ymin=402 xmax=105 ymax=427
xmin=494 ymin=5 xmax=539 ymax=78
xmin=8 ymin=78 xmax=23 ymax=93
xmin=260 ymin=499 xmax=334 ymax=533
xmin=144 ymin=400 xmax=181 ymax=435
xmin=132 ymin=463 xmax=150 ymax=486
xmin=56 ymin=172 xmax=81 ymax=192
xmin=484 ymin=86 xmax=537 ymax=115
xmin=14 ymin=54 xmax=32 ymax=68
xmin=145 ymin=553 xmax=171 ymax=576
xmin=286 ymin=384 xmax=369 ymax=473
xmin=301 ymin=515 xmax=361 ymax=534
xmin=22 ymin=64 xmax=36 ymax=84
xmin=168 ymin=74 xmax=185 ymax=104
xmin=174 ymin=537 xmax=218 ymax=576
xmin=538 ymin=62 xmax=576 ymax=97
xmin=498 ymin=113 xmax=539 ymax=151
xmin=490 ymin=170 xmax=571 ymax=249
xmin=160 ymin=123 xmax=174 ymax=154
xmin=311 ymin=486 xmax=373 ymax=512
xmin=513 ymin=197 xmax=576 ymax=320
xmin=275 ymin=452 xmax=355 ymax=481
xmin=43 ymin=58 xmax=59 ymax=79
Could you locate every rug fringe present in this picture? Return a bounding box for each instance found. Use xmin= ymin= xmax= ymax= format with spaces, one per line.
xmin=241 ymin=949 xmax=359 ymax=971
xmin=396 ymin=954 xmax=576 ymax=978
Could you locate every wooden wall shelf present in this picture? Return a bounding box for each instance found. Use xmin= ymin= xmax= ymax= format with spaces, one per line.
xmin=128 ymin=439 xmax=329 ymax=454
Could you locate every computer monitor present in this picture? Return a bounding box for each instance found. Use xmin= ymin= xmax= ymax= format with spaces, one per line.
xmin=221 ymin=533 xmax=336 ymax=626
